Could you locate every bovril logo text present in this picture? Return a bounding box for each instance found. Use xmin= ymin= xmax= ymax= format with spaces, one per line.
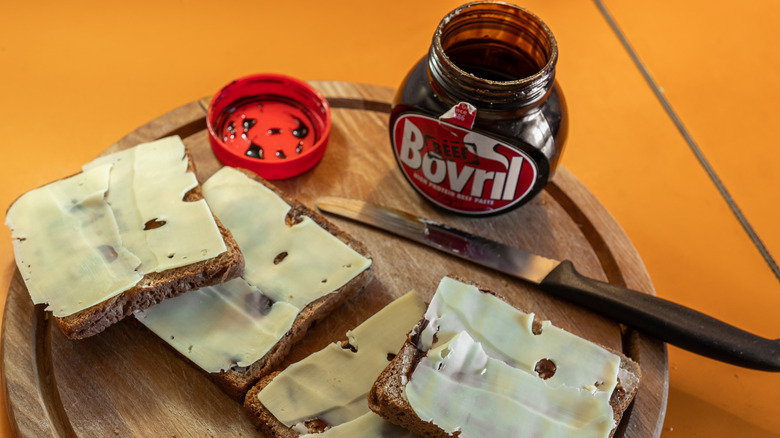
xmin=392 ymin=114 xmax=537 ymax=214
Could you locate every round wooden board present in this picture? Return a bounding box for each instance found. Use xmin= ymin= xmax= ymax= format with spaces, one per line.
xmin=2 ymin=81 xmax=668 ymax=437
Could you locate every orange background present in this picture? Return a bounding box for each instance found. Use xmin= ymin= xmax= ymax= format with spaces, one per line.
xmin=1 ymin=1 xmax=779 ymax=436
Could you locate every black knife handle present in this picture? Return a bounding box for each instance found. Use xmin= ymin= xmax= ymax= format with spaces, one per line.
xmin=540 ymin=260 xmax=780 ymax=371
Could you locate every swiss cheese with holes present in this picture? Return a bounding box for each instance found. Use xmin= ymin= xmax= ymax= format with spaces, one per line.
xmin=405 ymin=277 xmax=621 ymax=437
xmin=135 ymin=166 xmax=372 ymax=373
xmin=257 ymin=292 xmax=425 ymax=437
xmin=5 ymin=136 xmax=227 ymax=317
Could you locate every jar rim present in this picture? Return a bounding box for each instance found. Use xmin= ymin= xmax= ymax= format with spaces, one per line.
xmin=430 ymin=1 xmax=558 ymax=104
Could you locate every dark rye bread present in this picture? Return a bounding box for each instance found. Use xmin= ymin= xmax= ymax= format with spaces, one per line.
xmin=242 ymin=333 xmax=368 ymax=436
xmin=368 ymin=282 xmax=641 ymax=438
xmin=155 ymin=169 xmax=373 ymax=399
xmin=244 ymin=371 xmax=302 ymax=437
xmin=244 ymin=368 xmax=358 ymax=437
xmin=28 ymin=145 xmax=245 ymax=339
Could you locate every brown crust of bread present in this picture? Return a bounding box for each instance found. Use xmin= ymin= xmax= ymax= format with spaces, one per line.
xmin=15 ymin=145 xmax=246 ymax=340
xmin=367 ymin=282 xmax=642 ymax=438
xmin=244 ymin=372 xmax=302 ymax=438
xmin=136 ymin=168 xmax=373 ymax=400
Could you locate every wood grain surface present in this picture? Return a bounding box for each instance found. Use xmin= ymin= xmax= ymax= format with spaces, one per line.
xmin=1 ymin=81 xmax=668 ymax=437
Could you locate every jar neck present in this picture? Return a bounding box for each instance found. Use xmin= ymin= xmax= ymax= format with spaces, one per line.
xmin=428 ymin=1 xmax=558 ymax=109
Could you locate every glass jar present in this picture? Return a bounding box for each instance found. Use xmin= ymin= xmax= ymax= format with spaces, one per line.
xmin=389 ymin=1 xmax=567 ymax=216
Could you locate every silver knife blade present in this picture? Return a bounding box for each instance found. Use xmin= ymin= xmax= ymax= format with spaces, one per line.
xmin=315 ymin=196 xmax=559 ymax=283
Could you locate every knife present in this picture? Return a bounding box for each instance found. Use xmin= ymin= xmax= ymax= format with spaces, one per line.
xmin=315 ymin=196 xmax=780 ymax=371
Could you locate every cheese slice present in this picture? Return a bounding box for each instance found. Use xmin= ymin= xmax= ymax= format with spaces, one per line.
xmin=135 ymin=278 xmax=299 ymax=372
xmin=406 ymin=332 xmax=616 ymax=438
xmin=201 ymin=167 xmax=371 ymax=309
xmin=405 ymin=277 xmax=621 ymax=438
xmin=83 ymin=136 xmax=227 ymax=273
xmin=6 ymin=164 xmax=142 ymax=316
xmin=5 ymin=136 xmax=228 ymax=317
xmin=417 ymin=277 xmax=621 ymax=393
xmin=135 ymin=166 xmax=372 ymax=374
xmin=258 ymin=292 xmax=425 ymax=436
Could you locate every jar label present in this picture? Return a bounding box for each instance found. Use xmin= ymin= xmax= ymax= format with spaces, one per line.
xmin=391 ymin=113 xmax=538 ymax=215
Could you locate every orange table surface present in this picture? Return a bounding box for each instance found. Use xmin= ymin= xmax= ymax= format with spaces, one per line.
xmin=1 ymin=1 xmax=778 ymax=437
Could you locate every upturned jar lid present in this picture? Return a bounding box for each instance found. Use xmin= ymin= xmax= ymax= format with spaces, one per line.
xmin=206 ymin=74 xmax=331 ymax=180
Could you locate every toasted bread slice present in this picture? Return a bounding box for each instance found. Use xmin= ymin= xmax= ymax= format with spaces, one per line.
xmin=136 ymin=168 xmax=373 ymax=399
xmin=368 ymin=278 xmax=641 ymax=438
xmin=369 ymin=343 xmax=640 ymax=438
xmin=7 ymin=138 xmax=244 ymax=340
xmin=243 ymin=292 xmax=426 ymax=437
xmin=245 ymin=371 xmax=298 ymax=438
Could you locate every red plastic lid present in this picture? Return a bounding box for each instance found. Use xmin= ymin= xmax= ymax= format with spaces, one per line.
xmin=206 ymin=74 xmax=331 ymax=180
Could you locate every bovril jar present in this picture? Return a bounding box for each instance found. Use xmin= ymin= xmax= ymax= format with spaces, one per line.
xmin=390 ymin=1 xmax=567 ymax=216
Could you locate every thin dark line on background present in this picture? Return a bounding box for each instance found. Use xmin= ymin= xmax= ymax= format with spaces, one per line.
xmin=592 ymin=0 xmax=780 ymax=283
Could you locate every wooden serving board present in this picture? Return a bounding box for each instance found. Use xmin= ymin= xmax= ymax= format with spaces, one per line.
xmin=1 ymin=81 xmax=668 ymax=437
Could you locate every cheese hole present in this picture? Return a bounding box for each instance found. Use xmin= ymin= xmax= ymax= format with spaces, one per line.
xmin=321 ymin=278 xmax=328 ymax=283
xmin=343 ymin=263 xmax=352 ymax=268
xmin=182 ymin=187 xmax=199 ymax=202
xmin=340 ymin=340 xmax=358 ymax=353
xmin=534 ymin=358 xmax=557 ymax=380
xmin=144 ymin=218 xmax=167 ymax=230
xmin=387 ymin=353 xmax=396 ymax=362
xmin=531 ymin=319 xmax=544 ymax=335
xmin=98 ymin=245 xmax=119 ymax=262
xmin=274 ymin=251 xmax=288 ymax=265
xmin=167 ymin=253 xmax=175 ymax=259
xmin=285 ymin=208 xmax=306 ymax=226
xmin=246 ymin=293 xmax=274 ymax=317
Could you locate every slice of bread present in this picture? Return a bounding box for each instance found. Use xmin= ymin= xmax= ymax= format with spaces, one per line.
xmin=136 ymin=168 xmax=373 ymax=399
xmin=368 ymin=278 xmax=641 ymax=438
xmin=246 ymin=373 xmax=421 ymax=437
xmin=243 ymin=292 xmax=426 ymax=437
xmin=8 ymin=140 xmax=244 ymax=340
xmin=210 ymin=170 xmax=373 ymax=398
xmin=245 ymin=371 xmax=299 ymax=438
